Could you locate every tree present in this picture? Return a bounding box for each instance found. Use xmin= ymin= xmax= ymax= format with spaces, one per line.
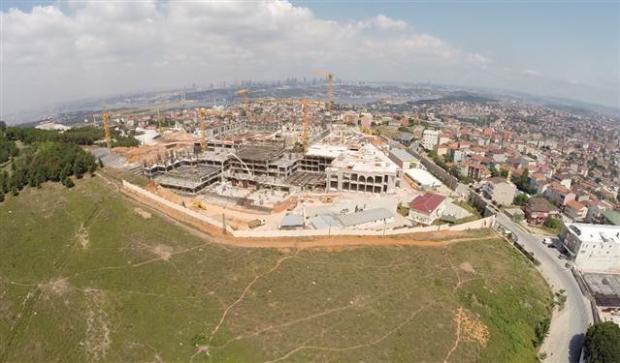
xmin=500 ymin=169 xmax=509 ymax=178
xmin=513 ymin=194 xmax=529 ymax=206
xmin=0 ymin=193 xmax=4 ymax=203
xmin=489 ymin=165 xmax=500 ymax=177
xmin=584 ymin=322 xmax=620 ymax=363
xmin=544 ymin=216 xmax=563 ymax=232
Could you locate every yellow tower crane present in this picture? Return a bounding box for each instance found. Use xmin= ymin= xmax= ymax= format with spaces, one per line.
xmin=301 ymin=99 xmax=311 ymax=151
xmin=313 ymin=70 xmax=334 ymax=113
xmin=157 ymin=108 xmax=163 ymax=134
xmin=102 ymin=111 xmax=111 ymax=148
xmin=235 ymin=89 xmax=251 ymax=122
xmin=198 ymin=108 xmax=207 ymax=151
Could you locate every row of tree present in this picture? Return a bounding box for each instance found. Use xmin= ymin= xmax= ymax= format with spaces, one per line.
xmin=3 ymin=126 xmax=105 ymax=145
xmin=0 ymin=127 xmax=101 ymax=202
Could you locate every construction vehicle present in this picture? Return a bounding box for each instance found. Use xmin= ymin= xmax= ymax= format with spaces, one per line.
xmin=191 ymin=198 xmax=208 ymax=210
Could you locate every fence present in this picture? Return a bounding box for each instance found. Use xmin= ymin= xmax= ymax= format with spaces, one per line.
xmin=121 ymin=180 xmax=495 ymax=239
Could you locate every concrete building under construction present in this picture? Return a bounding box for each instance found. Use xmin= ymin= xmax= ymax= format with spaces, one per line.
xmin=143 ymin=114 xmax=401 ymax=197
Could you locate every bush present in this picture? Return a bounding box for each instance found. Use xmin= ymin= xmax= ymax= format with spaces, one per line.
xmin=544 ymin=217 xmax=563 ymax=232
xmin=584 ymin=322 xmax=620 ymax=363
xmin=534 ymin=317 xmax=550 ymax=346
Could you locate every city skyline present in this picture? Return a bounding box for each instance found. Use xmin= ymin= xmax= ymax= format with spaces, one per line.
xmin=1 ymin=0 xmax=618 ymax=118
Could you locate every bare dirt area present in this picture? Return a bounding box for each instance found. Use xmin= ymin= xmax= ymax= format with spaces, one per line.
xmin=38 ymin=278 xmax=70 ymax=300
xmin=76 ymin=224 xmax=90 ymax=249
xmin=134 ymin=207 xmax=152 ymax=219
xmin=82 ymin=288 xmax=111 ymax=362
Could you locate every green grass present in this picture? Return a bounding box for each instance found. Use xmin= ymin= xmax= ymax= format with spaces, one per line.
xmin=0 ymin=177 xmax=551 ymax=362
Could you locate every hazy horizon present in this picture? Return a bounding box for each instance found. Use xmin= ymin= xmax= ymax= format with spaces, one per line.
xmin=1 ymin=0 xmax=618 ymax=118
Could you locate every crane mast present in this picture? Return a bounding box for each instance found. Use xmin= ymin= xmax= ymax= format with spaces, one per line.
xmin=102 ymin=112 xmax=111 ymax=149
xmin=198 ymin=108 xmax=207 ymax=151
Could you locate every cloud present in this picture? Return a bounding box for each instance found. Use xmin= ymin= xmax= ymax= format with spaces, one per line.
xmin=523 ymin=69 xmax=542 ymax=77
xmin=0 ymin=0 xmax=495 ymax=116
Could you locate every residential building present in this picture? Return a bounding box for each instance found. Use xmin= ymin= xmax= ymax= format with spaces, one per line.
xmin=560 ymin=223 xmax=620 ymax=272
xmin=565 ymin=200 xmax=588 ymax=221
xmin=409 ymin=193 xmax=447 ymax=225
xmin=482 ymin=177 xmax=517 ymax=206
xmin=544 ymin=182 xmax=576 ymax=206
xmin=422 ymin=129 xmax=440 ymax=151
xmin=525 ymin=197 xmax=559 ymax=225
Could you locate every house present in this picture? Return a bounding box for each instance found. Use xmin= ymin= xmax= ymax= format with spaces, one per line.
xmin=409 ymin=193 xmax=447 ymax=225
xmin=525 ymin=197 xmax=559 ymax=225
xmin=460 ymin=162 xmax=490 ymax=181
xmin=564 ymin=200 xmax=587 ymax=221
xmin=560 ymin=223 xmax=620 ymax=272
xmin=528 ymin=172 xmax=549 ymax=194
xmin=482 ymin=177 xmax=517 ymax=206
xmin=543 ymin=182 xmax=576 ymax=206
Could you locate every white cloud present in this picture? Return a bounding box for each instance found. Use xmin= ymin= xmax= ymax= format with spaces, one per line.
xmin=523 ymin=69 xmax=542 ymax=77
xmin=6 ymin=0 xmax=614 ymax=115
xmin=0 ymin=0 xmax=495 ymax=116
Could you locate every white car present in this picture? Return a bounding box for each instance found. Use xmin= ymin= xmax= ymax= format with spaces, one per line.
xmin=542 ymin=237 xmax=553 ymax=245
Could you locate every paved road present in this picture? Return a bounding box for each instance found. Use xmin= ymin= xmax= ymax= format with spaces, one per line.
xmin=495 ymin=213 xmax=592 ymax=363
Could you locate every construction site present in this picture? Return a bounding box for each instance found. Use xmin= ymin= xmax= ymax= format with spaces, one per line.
xmin=96 ymin=76 xmax=474 ymax=234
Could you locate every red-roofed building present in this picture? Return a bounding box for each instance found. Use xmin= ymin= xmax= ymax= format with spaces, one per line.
xmin=409 ymin=193 xmax=447 ymax=225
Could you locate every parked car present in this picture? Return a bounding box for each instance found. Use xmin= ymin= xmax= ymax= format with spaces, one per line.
xmin=542 ymin=237 xmax=553 ymax=245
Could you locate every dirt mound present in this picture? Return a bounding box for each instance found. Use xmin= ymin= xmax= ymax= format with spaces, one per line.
xmin=134 ymin=208 xmax=152 ymax=219
xmin=152 ymin=244 xmax=173 ymax=261
xmin=459 ymin=262 xmax=475 ymax=274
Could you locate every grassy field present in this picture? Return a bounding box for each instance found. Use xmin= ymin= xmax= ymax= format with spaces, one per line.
xmin=0 ymin=176 xmax=551 ymax=362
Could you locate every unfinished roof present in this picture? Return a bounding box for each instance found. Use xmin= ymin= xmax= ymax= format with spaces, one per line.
xmin=236 ymin=144 xmax=285 ymax=162
xmin=328 ymin=143 xmax=399 ymax=174
xmin=305 ymin=144 xmax=348 ymax=159
xmin=583 ymin=273 xmax=620 ymax=307
xmin=409 ymin=193 xmax=447 ymax=215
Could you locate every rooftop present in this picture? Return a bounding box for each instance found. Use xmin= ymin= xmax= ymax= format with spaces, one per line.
xmin=405 ymin=168 xmax=443 ymax=188
xmin=583 ymin=273 xmax=620 ymax=307
xmin=334 ymin=208 xmax=393 ymax=227
xmin=527 ymin=197 xmax=558 ymax=213
xmin=565 ymin=223 xmax=620 ymax=244
xmin=409 ymin=193 xmax=446 ymax=214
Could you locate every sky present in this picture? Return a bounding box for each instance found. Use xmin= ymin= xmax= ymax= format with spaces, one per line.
xmin=1 ymin=0 xmax=619 ymax=119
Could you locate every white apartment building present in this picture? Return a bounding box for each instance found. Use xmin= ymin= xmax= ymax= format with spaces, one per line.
xmin=422 ymin=129 xmax=440 ymax=151
xmin=560 ymin=223 xmax=620 ymax=272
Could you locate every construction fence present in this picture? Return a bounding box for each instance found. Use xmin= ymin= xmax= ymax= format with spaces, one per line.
xmin=121 ymin=180 xmax=495 ymax=239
